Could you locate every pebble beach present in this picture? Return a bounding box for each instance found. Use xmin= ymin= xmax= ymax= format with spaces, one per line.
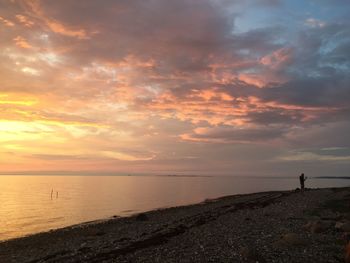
xmin=1 ymin=187 xmax=350 ymax=263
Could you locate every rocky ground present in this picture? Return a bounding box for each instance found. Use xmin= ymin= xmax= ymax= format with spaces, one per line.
xmin=1 ymin=187 xmax=350 ymax=263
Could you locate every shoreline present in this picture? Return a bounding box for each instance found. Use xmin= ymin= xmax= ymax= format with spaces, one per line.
xmin=1 ymin=187 xmax=350 ymax=262
xmin=1 ymin=189 xmax=291 ymax=243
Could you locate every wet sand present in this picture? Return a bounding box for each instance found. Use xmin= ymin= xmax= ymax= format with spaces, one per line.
xmin=1 ymin=187 xmax=349 ymax=262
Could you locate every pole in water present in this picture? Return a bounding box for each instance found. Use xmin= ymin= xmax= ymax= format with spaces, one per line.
xmin=51 ymin=189 xmax=53 ymax=199
xmin=56 ymin=191 xmax=58 ymax=198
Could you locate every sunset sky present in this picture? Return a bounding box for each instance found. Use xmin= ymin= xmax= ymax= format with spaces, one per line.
xmin=0 ymin=0 xmax=349 ymax=176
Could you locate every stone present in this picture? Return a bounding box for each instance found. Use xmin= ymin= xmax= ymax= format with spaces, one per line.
xmin=86 ymin=229 xmax=105 ymax=237
xmin=346 ymin=242 xmax=350 ymax=263
xmin=343 ymin=222 xmax=350 ymax=232
xmin=302 ymin=222 xmax=313 ymax=230
xmin=306 ymin=216 xmax=320 ymax=221
xmin=135 ymin=213 xmax=149 ymax=221
xmin=319 ymin=209 xmax=341 ymax=220
xmin=342 ymin=232 xmax=350 ymax=242
xmin=304 ymin=220 xmax=332 ymax=233
xmin=311 ymin=221 xmax=332 ymax=233
xmin=239 ymin=246 xmax=266 ymax=263
xmin=343 ymin=213 xmax=350 ymax=220
xmin=335 ymin=222 xmax=345 ymax=230
xmin=338 ymin=222 xmax=350 ymax=232
xmin=274 ymin=233 xmax=307 ymax=247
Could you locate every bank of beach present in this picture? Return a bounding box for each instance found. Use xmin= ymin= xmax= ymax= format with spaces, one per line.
xmin=1 ymin=187 xmax=349 ymax=262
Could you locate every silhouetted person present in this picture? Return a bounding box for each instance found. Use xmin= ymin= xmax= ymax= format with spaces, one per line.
xmin=299 ymin=173 xmax=307 ymax=192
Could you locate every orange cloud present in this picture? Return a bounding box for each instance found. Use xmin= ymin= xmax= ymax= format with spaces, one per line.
xmin=238 ymin=73 xmax=267 ymax=88
xmin=0 ymin=16 xmax=15 ymax=26
xmin=146 ymin=88 xmax=339 ymax=130
xmin=16 ymin=15 xmax=34 ymax=27
xmin=13 ymin=36 xmax=33 ymax=49
xmin=191 ymin=89 xmax=234 ymax=102
xmin=147 ymin=90 xmax=249 ymax=126
xmin=112 ymin=55 xmax=156 ymax=69
xmin=15 ymin=14 xmax=34 ymax=27
xmin=46 ymin=20 xmax=88 ymax=39
xmin=25 ymin=0 xmax=89 ymax=39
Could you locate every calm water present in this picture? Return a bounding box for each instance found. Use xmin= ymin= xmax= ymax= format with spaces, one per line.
xmin=0 ymin=175 xmax=348 ymax=241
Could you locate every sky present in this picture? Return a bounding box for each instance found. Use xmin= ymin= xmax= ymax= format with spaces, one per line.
xmin=0 ymin=0 xmax=349 ymax=176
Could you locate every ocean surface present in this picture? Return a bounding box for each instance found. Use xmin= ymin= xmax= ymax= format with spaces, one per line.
xmin=0 ymin=175 xmax=348 ymax=241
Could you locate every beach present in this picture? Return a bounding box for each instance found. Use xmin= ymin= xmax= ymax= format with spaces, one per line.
xmin=1 ymin=187 xmax=349 ymax=263
xmin=1 ymin=0 xmax=349 ymax=262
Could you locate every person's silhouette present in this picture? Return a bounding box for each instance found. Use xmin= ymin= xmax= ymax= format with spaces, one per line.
xmin=299 ymin=173 xmax=307 ymax=192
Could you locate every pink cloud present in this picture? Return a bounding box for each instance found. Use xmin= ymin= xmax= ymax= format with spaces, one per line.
xmin=260 ymin=47 xmax=293 ymax=70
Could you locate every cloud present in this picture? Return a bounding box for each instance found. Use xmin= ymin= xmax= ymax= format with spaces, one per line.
xmin=260 ymin=47 xmax=294 ymax=70
xmin=13 ymin=35 xmax=32 ymax=48
xmin=261 ymin=76 xmax=350 ymax=109
xmin=181 ymin=125 xmax=286 ymax=143
xmin=305 ymin=18 xmax=326 ymax=28
xmin=0 ymin=0 xmax=349 ymax=175
xmin=0 ymin=16 xmax=15 ymax=26
xmin=279 ymin=147 xmax=350 ymax=162
xmin=15 ymin=14 xmax=34 ymax=27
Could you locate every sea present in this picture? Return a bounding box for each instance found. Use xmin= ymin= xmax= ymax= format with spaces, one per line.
xmin=0 ymin=175 xmax=348 ymax=241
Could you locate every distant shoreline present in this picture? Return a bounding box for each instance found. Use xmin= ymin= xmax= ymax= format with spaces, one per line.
xmin=1 ymin=172 xmax=349 ymax=179
xmin=313 ymin=176 xmax=350 ymax=179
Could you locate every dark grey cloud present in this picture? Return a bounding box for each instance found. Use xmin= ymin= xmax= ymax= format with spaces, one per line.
xmin=285 ymin=121 xmax=350 ymax=149
xmin=31 ymin=0 xmax=236 ymax=67
xmin=261 ymin=76 xmax=350 ymax=108
xmin=324 ymin=41 xmax=350 ymax=67
xmin=184 ymin=125 xmax=287 ymax=143
xmin=246 ymin=110 xmax=303 ymax=125
xmin=316 ymin=147 xmax=350 ymax=157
